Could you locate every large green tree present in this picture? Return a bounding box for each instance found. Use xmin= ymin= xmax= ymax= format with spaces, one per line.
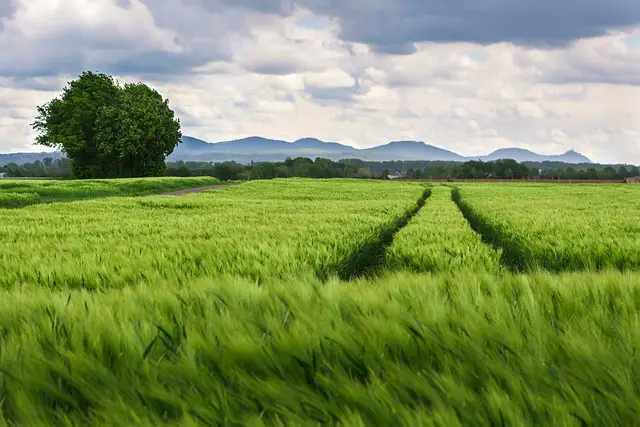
xmin=32 ymin=72 xmax=181 ymax=178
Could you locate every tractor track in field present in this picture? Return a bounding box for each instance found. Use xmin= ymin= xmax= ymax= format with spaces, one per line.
xmin=451 ymin=187 xmax=527 ymax=272
xmin=328 ymin=187 xmax=432 ymax=281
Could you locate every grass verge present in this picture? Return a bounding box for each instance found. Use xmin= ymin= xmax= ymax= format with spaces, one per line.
xmin=0 ymin=177 xmax=221 ymax=208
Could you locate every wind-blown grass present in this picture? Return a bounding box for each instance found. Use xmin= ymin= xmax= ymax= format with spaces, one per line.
xmin=0 ymin=177 xmax=221 ymax=208
xmin=387 ymin=185 xmax=502 ymax=273
xmin=454 ymin=184 xmax=640 ymax=272
xmin=0 ymin=179 xmax=425 ymax=289
xmin=1 ymin=271 xmax=640 ymax=425
xmin=2 ymin=179 xmax=639 ymax=426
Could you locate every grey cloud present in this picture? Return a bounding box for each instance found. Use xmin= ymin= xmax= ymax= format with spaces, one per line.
xmin=0 ymin=0 xmax=249 ymax=78
xmin=513 ymin=41 xmax=640 ymax=86
xmin=250 ymin=64 xmax=300 ymax=76
xmin=232 ymin=100 xmax=250 ymax=109
xmin=0 ymin=40 xmax=210 ymax=78
xmin=139 ymin=1 xmax=248 ymax=38
xmin=1 ymin=76 xmax=66 ymax=91
xmin=99 ymin=49 xmax=230 ymax=77
xmin=0 ymin=0 xmax=14 ymax=16
xmin=296 ymin=0 xmax=640 ymax=50
xmin=306 ymin=86 xmax=358 ymax=103
xmin=242 ymin=54 xmax=326 ymax=76
xmin=2 ymin=0 xmax=639 ymax=81
xmin=145 ymin=0 xmax=640 ymax=57
xmin=371 ymin=43 xmax=417 ymax=55
xmin=183 ymin=0 xmax=295 ymax=15
xmin=395 ymin=108 xmax=420 ymax=119
xmin=538 ymin=60 xmax=640 ymax=86
xmin=540 ymin=68 xmax=640 ymax=86
xmin=146 ymin=0 xmax=640 ymax=63
xmin=0 ymin=0 xmax=15 ymax=31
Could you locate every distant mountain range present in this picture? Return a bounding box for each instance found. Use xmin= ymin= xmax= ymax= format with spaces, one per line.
xmin=0 ymin=136 xmax=593 ymax=165
xmin=168 ymin=136 xmax=593 ymax=164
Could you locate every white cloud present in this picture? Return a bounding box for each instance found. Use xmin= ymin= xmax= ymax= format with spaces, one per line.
xmin=0 ymin=0 xmax=184 ymax=75
xmin=0 ymin=2 xmax=638 ymax=164
xmin=513 ymin=30 xmax=640 ymax=85
xmin=513 ymin=102 xmax=546 ymax=119
xmin=478 ymin=128 xmax=499 ymax=138
xmin=304 ymin=70 xmax=354 ymax=89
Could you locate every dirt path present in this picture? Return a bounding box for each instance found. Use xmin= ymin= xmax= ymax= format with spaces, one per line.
xmin=159 ymin=184 xmax=237 ymax=196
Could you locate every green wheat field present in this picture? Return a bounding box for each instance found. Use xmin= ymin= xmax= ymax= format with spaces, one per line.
xmin=1 ymin=178 xmax=640 ymax=426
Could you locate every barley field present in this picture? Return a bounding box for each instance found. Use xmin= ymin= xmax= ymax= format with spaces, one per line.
xmin=1 ymin=178 xmax=639 ymax=426
xmin=454 ymin=184 xmax=640 ymax=271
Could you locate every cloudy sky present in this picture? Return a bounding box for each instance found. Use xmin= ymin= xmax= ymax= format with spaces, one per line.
xmin=1 ymin=0 xmax=639 ymax=164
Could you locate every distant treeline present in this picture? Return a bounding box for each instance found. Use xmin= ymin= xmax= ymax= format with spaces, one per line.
xmin=341 ymin=159 xmax=640 ymax=180
xmin=166 ymin=158 xmax=367 ymax=180
xmin=1 ymin=158 xmax=71 ymax=178
xmin=166 ymin=158 xmax=640 ymax=181
xmin=3 ymin=156 xmax=639 ymax=181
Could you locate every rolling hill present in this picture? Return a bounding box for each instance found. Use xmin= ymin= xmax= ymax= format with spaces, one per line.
xmin=477 ymin=148 xmax=592 ymax=163
xmin=169 ymin=136 xmax=593 ymax=164
xmin=1 ymin=137 xmax=594 ymax=165
xmin=359 ymin=141 xmax=466 ymax=161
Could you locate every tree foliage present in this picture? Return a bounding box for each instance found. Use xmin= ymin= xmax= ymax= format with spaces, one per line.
xmin=32 ymin=72 xmax=181 ymax=178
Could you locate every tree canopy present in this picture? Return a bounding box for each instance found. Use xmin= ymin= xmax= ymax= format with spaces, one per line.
xmin=32 ymin=72 xmax=181 ymax=178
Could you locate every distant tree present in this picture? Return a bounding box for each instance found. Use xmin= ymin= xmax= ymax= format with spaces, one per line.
xmin=252 ymin=163 xmax=277 ymax=179
xmin=501 ymin=160 xmax=520 ymax=178
xmin=32 ymin=71 xmax=181 ymax=178
xmin=275 ymin=166 xmax=290 ymax=178
xmin=213 ymin=163 xmax=233 ymax=181
xmin=430 ymin=166 xmax=449 ymax=179
xmin=504 ymin=168 xmax=514 ymax=179
xmin=599 ymin=166 xmax=618 ymax=180
xmin=341 ymin=162 xmax=358 ymax=178
xmin=315 ymin=158 xmax=340 ymax=178
xmin=618 ymin=166 xmax=629 ymax=178
xmin=177 ymin=164 xmax=192 ymax=177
